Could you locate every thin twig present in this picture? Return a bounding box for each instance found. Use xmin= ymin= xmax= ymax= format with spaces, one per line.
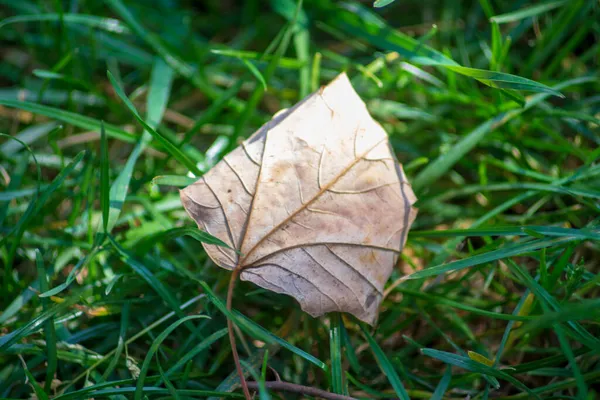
xmin=227 ymin=267 xmax=252 ymax=400
xmin=247 ymin=381 xmax=358 ymax=400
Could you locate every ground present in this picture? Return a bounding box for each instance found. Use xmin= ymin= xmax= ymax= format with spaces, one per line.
xmin=0 ymin=0 xmax=599 ymax=399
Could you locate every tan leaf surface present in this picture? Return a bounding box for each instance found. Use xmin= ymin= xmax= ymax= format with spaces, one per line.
xmin=180 ymin=73 xmax=417 ymax=325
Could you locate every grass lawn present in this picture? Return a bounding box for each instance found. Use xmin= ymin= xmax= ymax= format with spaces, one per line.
xmin=1 ymin=0 xmax=599 ymax=399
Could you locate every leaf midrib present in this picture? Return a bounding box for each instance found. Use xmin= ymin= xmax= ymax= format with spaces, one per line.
xmin=238 ymin=133 xmax=388 ymax=267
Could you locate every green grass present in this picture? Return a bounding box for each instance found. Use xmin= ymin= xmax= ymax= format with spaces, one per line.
xmin=1 ymin=0 xmax=599 ymax=399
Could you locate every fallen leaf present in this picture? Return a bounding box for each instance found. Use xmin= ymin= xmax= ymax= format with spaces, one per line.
xmin=181 ymin=73 xmax=417 ymax=324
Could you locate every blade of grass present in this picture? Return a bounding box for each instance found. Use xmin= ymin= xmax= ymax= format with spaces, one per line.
xmin=421 ymin=349 xmax=541 ymax=399
xmin=160 ymin=328 xmax=228 ymax=384
xmin=1 ymin=151 xmax=84 ymax=294
xmin=136 ymin=226 xmax=233 ymax=252
xmin=412 ymin=76 xmax=595 ymax=191
xmin=241 ymin=59 xmax=267 ymax=90
xmin=19 ymin=356 xmax=49 ymax=400
xmin=0 ymin=100 xmax=135 ymax=142
xmin=504 ymin=259 xmax=600 ymax=349
xmin=99 ymin=122 xmax=109 ymax=234
xmin=106 ymin=70 xmax=200 ymax=175
xmin=0 ymin=289 xmax=84 ymax=351
xmin=0 ymin=122 xmax=58 ymax=156
xmin=38 ymin=246 xmax=101 ymax=298
xmin=152 ymin=175 xmax=197 ymax=188
xmin=134 ymin=315 xmax=209 ymax=400
xmin=106 ymin=58 xmax=174 ymax=232
xmin=272 ymin=0 xmax=311 ymax=97
xmin=407 ymin=236 xmax=580 ymax=280
xmin=101 ymin=302 xmax=130 ymax=380
xmin=553 ymin=323 xmax=588 ymax=399
xmin=328 ymin=3 xmax=561 ymax=96
xmin=340 ymin=318 xmax=361 ymax=374
xmin=0 ymin=13 xmax=131 ymax=32
xmin=62 ymin=295 xmax=205 ymax=392
xmin=197 ymin=280 xmax=327 ymax=371
xmin=373 ymin=0 xmax=395 ymax=8
xmin=430 ymin=366 xmax=452 ymax=400
xmin=108 ymin=236 xmax=193 ymax=325
xmin=36 ymin=251 xmax=57 ymax=395
xmin=410 ymin=225 xmax=600 ymax=241
xmin=239 ymin=360 xmax=270 ymax=400
xmin=395 ymin=287 xmax=536 ymax=321
xmin=104 ymin=0 xmax=240 ymax=108
xmin=0 ymin=153 xmax=29 ymax=228
xmin=359 ymin=323 xmax=410 ymax=400
xmin=491 ymin=0 xmax=569 ymax=24
xmin=156 ymin=356 xmax=180 ymax=400
xmin=330 ymin=313 xmax=344 ymax=394
xmin=229 ymin=0 xmax=303 ymax=148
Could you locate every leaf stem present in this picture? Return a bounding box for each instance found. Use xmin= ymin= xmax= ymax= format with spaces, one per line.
xmin=227 ymin=266 xmax=251 ymax=400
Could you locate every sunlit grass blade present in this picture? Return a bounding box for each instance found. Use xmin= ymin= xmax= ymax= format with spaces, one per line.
xmin=241 ymin=59 xmax=267 ymax=90
xmin=106 ymin=70 xmax=200 ymax=175
xmin=329 ymin=313 xmax=344 ymax=394
xmin=0 ymin=100 xmax=135 ymax=142
xmin=407 ymin=237 xmax=579 ymax=280
xmin=373 ymin=0 xmax=395 ymax=8
xmin=491 ymin=0 xmax=569 ymax=24
xmin=330 ymin=2 xmax=454 ymax=66
xmin=136 ymin=226 xmax=234 ymax=251
xmin=412 ymin=76 xmax=594 ymax=191
xmin=229 ymin=0 xmax=302 ymax=147
xmin=105 ymin=59 xmax=174 ymax=232
xmin=210 ymin=48 xmax=305 ymax=69
xmin=152 ymin=175 xmax=197 ymax=187
xmin=0 ymin=13 xmax=131 ymax=32
xmin=328 ymin=2 xmax=560 ymax=97
xmin=421 ymin=349 xmax=540 ymax=399
xmin=445 ymin=66 xmax=563 ymax=97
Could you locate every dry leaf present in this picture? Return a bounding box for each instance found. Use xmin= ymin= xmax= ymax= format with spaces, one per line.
xmin=181 ymin=73 xmax=417 ymax=324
